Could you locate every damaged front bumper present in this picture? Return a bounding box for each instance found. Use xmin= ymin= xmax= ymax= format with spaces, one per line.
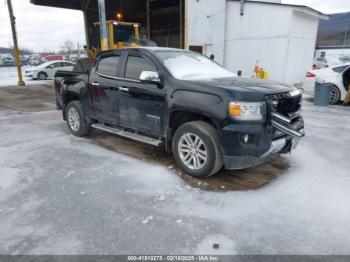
xmin=223 ymin=137 xmax=289 ymax=170
xmin=221 ymin=115 xmax=305 ymax=170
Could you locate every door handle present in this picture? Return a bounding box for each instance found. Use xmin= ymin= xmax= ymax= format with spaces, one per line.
xmin=91 ymin=82 xmax=100 ymax=87
xmin=118 ymin=87 xmax=129 ymax=92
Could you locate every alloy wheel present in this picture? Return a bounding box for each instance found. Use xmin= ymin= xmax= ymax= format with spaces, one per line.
xmin=178 ymin=133 xmax=207 ymax=170
xmin=329 ymin=86 xmax=340 ymax=104
xmin=68 ymin=107 xmax=80 ymax=132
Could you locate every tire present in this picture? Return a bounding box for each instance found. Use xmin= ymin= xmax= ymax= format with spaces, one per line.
xmin=66 ymin=101 xmax=91 ymax=137
xmin=37 ymin=71 xmax=47 ymax=80
xmin=329 ymin=85 xmax=341 ymax=105
xmin=172 ymin=121 xmax=223 ymax=178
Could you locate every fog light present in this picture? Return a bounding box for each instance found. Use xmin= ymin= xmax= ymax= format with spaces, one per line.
xmin=242 ymin=134 xmax=249 ymax=143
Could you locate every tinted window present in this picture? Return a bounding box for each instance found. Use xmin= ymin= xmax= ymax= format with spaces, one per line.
xmin=97 ymin=56 xmax=120 ymax=76
xmin=332 ymin=66 xmax=348 ymax=73
xmin=125 ymin=56 xmax=156 ymax=80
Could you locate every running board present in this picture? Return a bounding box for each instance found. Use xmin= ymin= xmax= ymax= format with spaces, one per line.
xmin=91 ymin=124 xmax=163 ymax=146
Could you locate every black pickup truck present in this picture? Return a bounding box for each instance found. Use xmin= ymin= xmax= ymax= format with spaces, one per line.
xmin=54 ymin=47 xmax=304 ymax=178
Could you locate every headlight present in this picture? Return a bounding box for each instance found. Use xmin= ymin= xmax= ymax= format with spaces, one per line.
xmin=228 ymin=102 xmax=265 ymax=121
xmin=289 ymin=89 xmax=302 ymax=97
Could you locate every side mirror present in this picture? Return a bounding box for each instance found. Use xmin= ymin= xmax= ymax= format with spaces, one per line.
xmin=139 ymin=71 xmax=163 ymax=88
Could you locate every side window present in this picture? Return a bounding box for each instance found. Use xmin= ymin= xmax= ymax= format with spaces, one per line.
xmin=97 ymin=56 xmax=120 ymax=76
xmin=332 ymin=66 xmax=347 ymax=73
xmin=63 ymin=62 xmax=73 ymax=67
xmin=125 ymin=55 xmax=156 ymax=80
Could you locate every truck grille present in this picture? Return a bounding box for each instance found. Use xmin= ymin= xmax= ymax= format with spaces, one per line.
xmin=265 ymin=92 xmax=304 ymax=139
xmin=265 ymin=92 xmax=302 ymax=117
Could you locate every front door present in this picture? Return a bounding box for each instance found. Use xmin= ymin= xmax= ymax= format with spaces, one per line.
xmin=89 ymin=53 xmax=121 ymax=124
xmin=46 ymin=62 xmax=62 ymax=79
xmin=117 ymin=53 xmax=166 ymax=136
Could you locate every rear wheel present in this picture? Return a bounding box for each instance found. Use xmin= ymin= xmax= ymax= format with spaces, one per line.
xmin=329 ymin=85 xmax=341 ymax=105
xmin=172 ymin=121 xmax=223 ymax=178
xmin=66 ymin=101 xmax=91 ymax=137
xmin=37 ymin=71 xmax=47 ymax=80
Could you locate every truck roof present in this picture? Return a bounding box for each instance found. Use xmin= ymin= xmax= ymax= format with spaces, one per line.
xmin=99 ymin=47 xmax=187 ymax=56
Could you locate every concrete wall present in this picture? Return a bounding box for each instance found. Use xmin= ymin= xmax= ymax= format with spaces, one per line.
xmin=185 ymin=0 xmax=226 ymax=65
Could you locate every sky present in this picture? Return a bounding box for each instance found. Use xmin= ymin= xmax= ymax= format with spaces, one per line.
xmin=0 ymin=0 xmax=85 ymax=52
xmin=0 ymin=0 xmax=350 ymax=52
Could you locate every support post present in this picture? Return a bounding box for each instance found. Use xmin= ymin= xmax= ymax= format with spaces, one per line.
xmin=81 ymin=0 xmax=91 ymax=47
xmin=97 ymin=0 xmax=109 ymax=50
xmin=6 ymin=0 xmax=25 ymax=87
xmin=146 ymin=0 xmax=151 ymax=39
xmin=240 ymin=0 xmax=245 ymax=16
xmin=179 ymin=0 xmax=184 ymax=49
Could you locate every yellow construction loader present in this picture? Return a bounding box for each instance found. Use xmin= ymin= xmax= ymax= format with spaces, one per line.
xmin=78 ymin=15 xmax=156 ymax=69
xmin=90 ymin=19 xmax=156 ymax=55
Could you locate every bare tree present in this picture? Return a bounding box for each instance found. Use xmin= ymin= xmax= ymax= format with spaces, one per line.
xmin=61 ymin=40 xmax=74 ymax=55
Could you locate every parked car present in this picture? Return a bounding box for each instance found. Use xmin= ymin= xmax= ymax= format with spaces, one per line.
xmin=313 ymin=57 xmax=328 ymax=69
xmin=54 ymin=47 xmax=304 ymax=178
xmin=25 ymin=60 xmax=74 ymax=80
xmin=313 ymin=56 xmax=345 ymax=69
xmin=20 ymin=58 xmax=29 ymax=66
xmin=339 ymin=56 xmax=350 ymax=64
xmin=1 ymin=57 xmax=15 ymax=67
xmin=304 ymin=63 xmax=350 ymax=104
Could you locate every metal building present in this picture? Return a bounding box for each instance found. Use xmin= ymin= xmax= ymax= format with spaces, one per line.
xmin=30 ymin=0 xmax=328 ymax=85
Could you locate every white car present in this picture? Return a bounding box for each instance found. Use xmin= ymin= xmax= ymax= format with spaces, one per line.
xmin=24 ymin=60 xmax=74 ymax=80
xmin=303 ymin=63 xmax=350 ymax=104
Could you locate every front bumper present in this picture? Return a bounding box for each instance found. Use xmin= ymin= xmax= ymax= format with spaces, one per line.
xmin=223 ymin=137 xmax=295 ymax=170
xmin=24 ymin=72 xmax=34 ymax=78
xmin=220 ymin=116 xmax=304 ymax=170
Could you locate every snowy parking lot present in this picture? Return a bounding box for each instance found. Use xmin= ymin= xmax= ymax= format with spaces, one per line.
xmin=0 ymin=82 xmax=350 ymax=255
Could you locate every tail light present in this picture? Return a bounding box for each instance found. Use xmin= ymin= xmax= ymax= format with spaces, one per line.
xmin=306 ymin=72 xmax=316 ymax=78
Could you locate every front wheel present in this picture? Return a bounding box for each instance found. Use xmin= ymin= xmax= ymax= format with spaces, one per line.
xmin=66 ymin=101 xmax=91 ymax=137
xmin=37 ymin=71 xmax=47 ymax=80
xmin=172 ymin=121 xmax=223 ymax=178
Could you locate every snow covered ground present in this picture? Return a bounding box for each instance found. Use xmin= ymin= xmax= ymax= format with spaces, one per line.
xmin=0 ymin=99 xmax=350 ymax=255
xmin=0 ymin=66 xmax=51 ymax=87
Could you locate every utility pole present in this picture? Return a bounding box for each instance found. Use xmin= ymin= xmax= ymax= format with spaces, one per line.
xmin=6 ymin=0 xmax=25 ymax=86
xmin=97 ymin=0 xmax=108 ymax=51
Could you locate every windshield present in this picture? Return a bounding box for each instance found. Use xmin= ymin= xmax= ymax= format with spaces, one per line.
xmin=154 ymin=50 xmax=235 ymax=80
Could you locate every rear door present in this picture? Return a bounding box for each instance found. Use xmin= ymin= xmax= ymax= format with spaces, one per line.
xmin=89 ymin=52 xmax=122 ymax=124
xmin=117 ymin=52 xmax=166 ymax=136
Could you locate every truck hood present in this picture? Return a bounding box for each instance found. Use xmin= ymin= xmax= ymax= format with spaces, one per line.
xmin=194 ymin=77 xmax=294 ymax=96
